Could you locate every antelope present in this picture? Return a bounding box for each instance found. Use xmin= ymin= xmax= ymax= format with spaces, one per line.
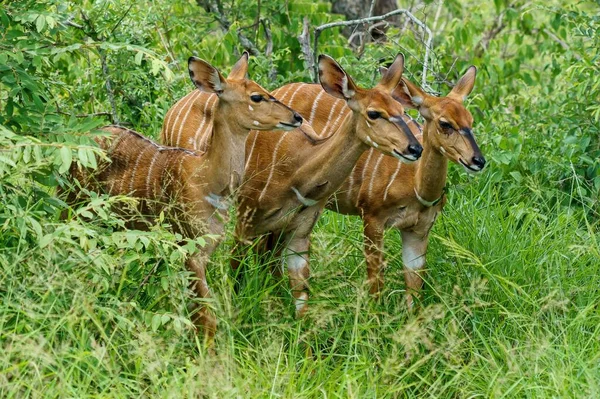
xmin=322 ymin=65 xmax=486 ymax=308
xmin=66 ymin=53 xmax=302 ymax=340
xmin=233 ymin=53 xmax=423 ymax=317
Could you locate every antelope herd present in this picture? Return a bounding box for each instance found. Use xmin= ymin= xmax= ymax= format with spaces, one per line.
xmin=64 ymin=50 xmax=485 ymax=342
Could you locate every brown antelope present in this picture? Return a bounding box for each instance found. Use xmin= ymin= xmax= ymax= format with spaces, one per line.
xmin=67 ymin=53 xmax=302 ymax=340
xmin=233 ymin=54 xmax=423 ymax=317
xmin=321 ymin=65 xmax=485 ymax=308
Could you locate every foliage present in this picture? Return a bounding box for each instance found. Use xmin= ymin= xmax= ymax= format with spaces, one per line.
xmin=0 ymin=0 xmax=599 ymax=397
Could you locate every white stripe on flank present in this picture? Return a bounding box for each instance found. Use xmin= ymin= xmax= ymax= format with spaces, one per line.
xmin=117 ymin=135 xmax=135 ymax=194
xmin=164 ymin=92 xmax=192 ymax=144
xmin=356 ymin=148 xmax=375 ymax=207
xmin=128 ymin=145 xmax=154 ymax=194
xmin=192 ymin=95 xmax=217 ymax=150
xmin=276 ymin=84 xmax=296 ymax=103
xmin=326 ymin=104 xmax=349 ymax=138
xmin=244 ymin=132 xmax=260 ymax=170
xmin=383 ymin=160 xmax=402 ymax=202
xmin=368 ymin=153 xmax=384 ymax=198
xmin=258 ymin=131 xmax=290 ymax=202
xmin=145 ymin=151 xmax=161 ymax=197
xmin=287 ymin=83 xmax=306 ymax=108
xmin=176 ymin=91 xmax=201 ymax=147
xmin=320 ymin=99 xmax=343 ymax=137
xmin=174 ymin=91 xmax=201 ymax=147
xmin=308 ymin=90 xmax=325 ymax=124
xmin=166 ymin=91 xmax=196 ymax=145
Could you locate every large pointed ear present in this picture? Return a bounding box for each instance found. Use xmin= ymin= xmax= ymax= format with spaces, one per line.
xmin=391 ymin=80 xmax=418 ymax=109
xmin=449 ymin=66 xmax=477 ymax=102
xmin=188 ymin=56 xmax=227 ymax=94
xmin=228 ymin=51 xmax=249 ymax=80
xmin=377 ymin=53 xmax=404 ymax=92
xmin=399 ymin=77 xmax=429 ymax=108
xmin=318 ymin=54 xmax=358 ymax=100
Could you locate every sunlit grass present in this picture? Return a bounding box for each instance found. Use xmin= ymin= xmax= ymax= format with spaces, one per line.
xmin=1 ymin=171 xmax=599 ymax=397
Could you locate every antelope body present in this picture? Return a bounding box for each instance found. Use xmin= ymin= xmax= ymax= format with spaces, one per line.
xmin=68 ymin=53 xmax=302 ymax=340
xmin=234 ymin=54 xmax=423 ymax=316
xmin=322 ymin=66 xmax=486 ymax=307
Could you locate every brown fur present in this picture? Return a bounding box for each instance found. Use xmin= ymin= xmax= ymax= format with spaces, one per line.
xmin=67 ymin=53 xmax=302 ymax=342
xmin=233 ymin=54 xmax=422 ymax=317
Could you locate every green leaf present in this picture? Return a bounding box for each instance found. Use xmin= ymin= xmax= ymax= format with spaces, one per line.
xmin=59 ymin=146 xmax=72 ymax=174
xmin=151 ymin=314 xmax=161 ymax=332
xmin=135 ymin=51 xmax=143 ymax=65
xmin=35 ymin=15 xmax=45 ymax=32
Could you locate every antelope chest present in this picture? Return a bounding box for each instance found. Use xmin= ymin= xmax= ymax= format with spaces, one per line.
xmin=386 ymin=202 xmax=442 ymax=235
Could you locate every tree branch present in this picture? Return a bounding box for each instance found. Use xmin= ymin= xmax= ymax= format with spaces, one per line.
xmin=312 ymin=8 xmax=434 ymax=89
xmin=298 ymin=18 xmax=315 ymax=82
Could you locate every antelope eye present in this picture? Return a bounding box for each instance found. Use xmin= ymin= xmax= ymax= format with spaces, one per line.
xmin=367 ymin=111 xmax=381 ymax=120
xmin=250 ymin=94 xmax=263 ymax=103
xmin=439 ymin=121 xmax=454 ymax=130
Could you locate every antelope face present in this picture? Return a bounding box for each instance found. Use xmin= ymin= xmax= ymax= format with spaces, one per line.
xmin=226 ymin=80 xmax=303 ymax=132
xmin=356 ymin=90 xmax=422 ymax=163
xmin=318 ymin=53 xmax=422 ymax=163
xmin=188 ymin=52 xmax=303 ymax=133
xmin=396 ymin=66 xmax=486 ymax=174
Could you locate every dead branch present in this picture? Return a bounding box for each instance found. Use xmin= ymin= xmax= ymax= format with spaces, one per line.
xmin=298 ymin=18 xmax=316 ymax=81
xmin=312 ymin=8 xmax=434 ymax=89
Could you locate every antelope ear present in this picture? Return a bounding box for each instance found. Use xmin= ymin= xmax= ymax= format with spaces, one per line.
xmin=399 ymin=77 xmax=428 ymax=108
xmin=391 ymin=80 xmax=418 ymax=109
xmin=377 ymin=53 xmax=404 ymax=92
xmin=449 ymin=66 xmax=477 ymax=102
xmin=378 ymin=66 xmax=388 ymax=76
xmin=188 ymin=57 xmax=227 ymax=94
xmin=318 ymin=54 xmax=358 ymax=100
xmin=228 ymin=51 xmax=249 ymax=80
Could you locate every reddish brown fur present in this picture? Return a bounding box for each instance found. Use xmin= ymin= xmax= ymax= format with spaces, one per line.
xmin=233 ymin=54 xmax=422 ymax=317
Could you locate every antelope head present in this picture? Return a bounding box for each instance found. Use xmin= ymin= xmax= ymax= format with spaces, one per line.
xmin=188 ymin=52 xmax=303 ymax=132
xmin=396 ymin=66 xmax=486 ymax=173
xmin=318 ymin=54 xmax=422 ymax=163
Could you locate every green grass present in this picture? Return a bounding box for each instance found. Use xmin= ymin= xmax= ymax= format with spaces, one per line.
xmin=1 ymin=171 xmax=600 ymax=398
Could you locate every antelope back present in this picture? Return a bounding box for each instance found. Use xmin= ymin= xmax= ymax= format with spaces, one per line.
xmin=270 ymin=54 xmax=421 ymax=162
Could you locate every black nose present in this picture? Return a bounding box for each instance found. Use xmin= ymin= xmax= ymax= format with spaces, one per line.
xmin=408 ymin=143 xmax=423 ymax=158
xmin=472 ymin=156 xmax=486 ymax=169
xmin=293 ymin=112 xmax=303 ymax=124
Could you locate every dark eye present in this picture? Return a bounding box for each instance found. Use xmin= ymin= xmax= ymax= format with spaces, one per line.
xmin=367 ymin=111 xmax=381 ymax=120
xmin=250 ymin=94 xmax=263 ymax=103
xmin=439 ymin=121 xmax=454 ymax=130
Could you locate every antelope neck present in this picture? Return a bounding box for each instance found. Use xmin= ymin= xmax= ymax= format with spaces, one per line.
xmin=414 ymin=123 xmax=448 ymax=207
xmin=293 ymin=113 xmax=368 ymax=197
xmin=203 ymin=102 xmax=248 ymax=195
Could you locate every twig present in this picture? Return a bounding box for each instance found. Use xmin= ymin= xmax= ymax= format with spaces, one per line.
xmin=200 ymin=0 xmax=261 ymax=56
xmin=261 ymin=19 xmax=277 ymax=82
xmin=298 ymin=17 xmax=315 ymax=82
xmin=368 ymin=0 xmax=377 ymax=18
xmin=542 ymin=28 xmax=582 ymax=61
xmin=312 ymin=8 xmax=434 ymax=89
xmin=79 ymin=11 xmax=120 ymax=124
xmin=109 ymin=3 xmax=135 ymax=36
xmin=56 ymin=111 xmax=113 ymax=118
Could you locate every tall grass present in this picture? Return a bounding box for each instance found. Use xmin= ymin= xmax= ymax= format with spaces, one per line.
xmin=1 ymin=163 xmax=599 ymax=397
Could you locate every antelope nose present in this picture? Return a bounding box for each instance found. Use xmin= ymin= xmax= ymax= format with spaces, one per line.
xmin=472 ymin=156 xmax=486 ymax=169
xmin=408 ymin=143 xmax=423 ymax=158
xmin=293 ymin=112 xmax=303 ymax=124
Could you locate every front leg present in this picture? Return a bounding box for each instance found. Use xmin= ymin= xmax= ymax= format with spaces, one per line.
xmin=400 ymin=230 xmax=429 ymax=309
xmin=282 ymin=235 xmax=311 ymax=318
xmin=363 ymin=216 xmax=386 ymax=298
xmin=185 ymin=212 xmax=225 ymax=343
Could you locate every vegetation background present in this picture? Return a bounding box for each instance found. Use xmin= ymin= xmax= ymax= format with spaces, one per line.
xmin=0 ymin=0 xmax=599 ymax=396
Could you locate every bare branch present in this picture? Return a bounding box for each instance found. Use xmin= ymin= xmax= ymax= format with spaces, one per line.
xmin=312 ymin=8 xmax=434 ymax=89
xmin=298 ymin=18 xmax=316 ymax=82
